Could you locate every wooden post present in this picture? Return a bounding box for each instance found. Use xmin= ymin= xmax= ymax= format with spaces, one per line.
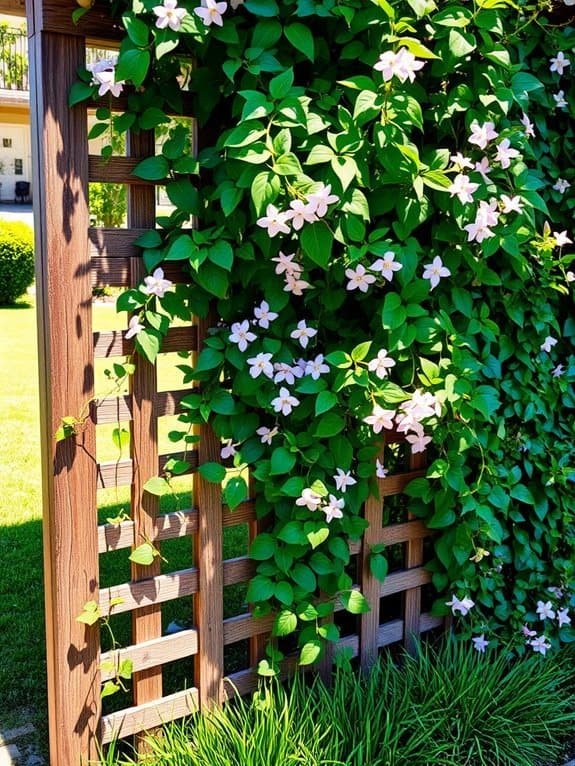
xmin=28 ymin=10 xmax=101 ymax=763
xmin=404 ymin=450 xmax=426 ymax=653
xmin=359 ymin=466 xmax=384 ymax=672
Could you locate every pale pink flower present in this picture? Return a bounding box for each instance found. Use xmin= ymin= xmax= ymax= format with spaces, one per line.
xmin=193 ymin=0 xmax=227 ymax=26
xmin=446 ymin=595 xmax=475 ymax=616
xmin=567 ymin=271 xmax=575 ymax=283
xmin=374 ymin=47 xmax=424 ymax=83
xmin=448 ymin=174 xmax=479 ymax=204
xmin=406 ymin=424 xmax=432 ymax=454
xmin=557 ymin=608 xmax=571 ymax=628
xmin=520 ymin=112 xmax=535 ymax=138
xmin=464 ymin=200 xmax=500 ymax=243
xmin=290 ymin=320 xmax=317 ymax=349
xmin=256 ymin=204 xmax=290 ymax=237
xmin=550 ymin=51 xmax=570 ymax=75
xmin=142 ymin=267 xmax=173 ymax=298
xmin=334 ymin=469 xmax=357 ymax=493
xmin=376 ymin=458 xmax=388 ymax=479
xmin=155 ymin=0 xmax=187 ymax=30
xmin=220 ymin=439 xmax=239 ymax=460
xmin=495 ymin=138 xmax=520 ymax=170
xmin=554 ymin=230 xmax=572 ymax=247
xmin=273 ymin=363 xmax=302 ymax=386
xmin=253 ymin=300 xmax=278 ymax=329
xmin=125 ymin=315 xmax=144 ymax=340
xmin=271 ymin=387 xmax=300 ymax=416
xmin=369 ymin=251 xmax=403 ymax=281
xmin=284 ymin=199 xmax=318 ymax=230
xmin=500 ymin=195 xmax=523 ymax=214
xmin=553 ymin=178 xmax=571 ymax=194
xmin=552 ymin=364 xmax=565 ymax=378
xmin=474 ymin=156 xmax=492 ymax=184
xmin=540 ymin=336 xmax=557 ymax=353
xmin=468 ymin=120 xmax=498 ymax=150
xmin=306 ymin=184 xmax=339 ymax=217
xmin=364 ymin=405 xmax=395 ymax=434
xmin=247 ymin=352 xmax=274 ymax=379
xmin=229 ymin=320 xmax=256 ymax=352
xmin=450 ymin=152 xmax=474 ymax=171
xmin=272 ymin=251 xmax=300 ymax=276
xmin=91 ymin=64 xmax=125 ymax=98
xmin=256 ymin=425 xmax=278 ymax=445
xmin=522 ymin=624 xmax=537 ymax=639
xmin=472 ymin=634 xmax=489 ymax=654
xmin=323 ymin=494 xmax=345 ymax=523
xmin=554 ymin=90 xmax=568 ymax=109
xmin=296 ymin=487 xmax=323 ymax=512
xmin=529 ymin=635 xmax=551 ymax=656
xmin=536 ymin=600 xmax=556 ymax=620
xmin=345 ymin=264 xmax=376 ymax=293
xmin=368 ymin=349 xmax=396 ymax=380
xmin=284 ymin=274 xmax=311 ymax=296
xmin=305 ymin=354 xmax=330 ymax=380
xmin=422 ymin=256 xmax=450 ymax=289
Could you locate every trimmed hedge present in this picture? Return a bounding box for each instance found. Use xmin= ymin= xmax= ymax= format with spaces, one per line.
xmin=0 ymin=221 xmax=34 ymax=304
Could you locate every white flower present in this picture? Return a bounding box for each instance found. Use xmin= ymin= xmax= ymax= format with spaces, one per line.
xmin=464 ymin=200 xmax=500 ymax=243
xmin=256 ymin=204 xmax=290 ymax=237
xmin=296 ymin=487 xmax=323 ymax=512
xmin=284 ymin=199 xmax=318 ymax=230
xmin=194 ymin=0 xmax=227 ymax=26
xmin=567 ymin=271 xmax=575 ymax=283
xmin=273 ymin=362 xmax=302 ymax=386
xmin=550 ymin=51 xmax=571 ymax=75
xmin=220 ymin=439 xmax=239 ymax=460
xmin=247 ymin=352 xmax=274 ymax=379
xmin=334 ymin=469 xmax=357 ymax=493
xmin=141 ymin=267 xmax=173 ymax=298
xmin=323 ymin=494 xmax=345 ymax=523
xmin=474 ymin=156 xmax=492 ymax=184
xmin=536 ymin=600 xmax=556 ymax=620
xmin=529 ymin=635 xmax=551 ymax=656
xmin=500 ymin=195 xmax=523 ymax=214
xmin=374 ymin=47 xmax=425 ymax=83
xmin=553 ymin=178 xmax=571 ymax=194
xmin=376 ymin=458 xmax=388 ymax=479
xmin=272 ymin=251 xmax=300 ymax=276
xmin=522 ymin=624 xmax=537 ymax=639
xmin=552 ymin=364 xmax=565 ymax=378
xmin=91 ymin=62 xmax=125 ymax=98
xmin=305 ymin=354 xmax=330 ymax=380
xmin=368 ymin=349 xmax=396 ymax=380
xmin=125 ymin=315 xmax=144 ymax=340
xmin=520 ymin=112 xmax=535 ymax=139
xmin=345 ymin=264 xmax=376 ymax=293
xmin=495 ymin=138 xmax=520 ymax=170
xmin=229 ymin=320 xmax=256 ymax=352
xmin=290 ymin=320 xmax=317 ymax=349
xmin=450 ymin=152 xmax=474 ymax=171
xmin=554 ymin=230 xmax=572 ymax=247
xmin=468 ymin=120 xmax=498 ymax=150
xmin=472 ymin=634 xmax=489 ymax=654
xmin=406 ymin=424 xmax=432 ymax=454
xmin=557 ymin=608 xmax=571 ymax=628
xmin=448 ymin=174 xmax=479 ymax=204
xmin=540 ymin=335 xmax=558 ymax=354
xmin=364 ymin=405 xmax=395 ymax=434
xmin=369 ymin=251 xmax=403 ymax=282
xmin=271 ymin=387 xmax=300 ymax=416
xmin=284 ymin=274 xmax=311 ymax=296
xmin=554 ymin=90 xmax=568 ymax=109
xmin=254 ymin=300 xmax=278 ymax=329
xmin=154 ymin=0 xmax=187 ymax=30
xmin=422 ymin=256 xmax=451 ymax=290
xmin=445 ymin=595 xmax=475 ymax=616
xmin=256 ymin=425 xmax=278 ymax=445
xmin=306 ymin=184 xmax=339 ymax=218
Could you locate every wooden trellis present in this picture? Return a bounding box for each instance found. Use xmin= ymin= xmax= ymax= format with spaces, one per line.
xmin=26 ymin=1 xmax=442 ymax=763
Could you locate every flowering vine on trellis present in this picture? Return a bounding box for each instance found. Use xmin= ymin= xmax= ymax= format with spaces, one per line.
xmin=69 ymin=0 xmax=575 ymax=673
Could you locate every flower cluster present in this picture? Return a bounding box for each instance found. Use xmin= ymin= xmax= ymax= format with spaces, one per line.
xmin=256 ymin=185 xmax=339 ymax=238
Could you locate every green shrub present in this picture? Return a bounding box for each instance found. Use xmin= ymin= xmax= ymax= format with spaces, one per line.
xmin=0 ymin=221 xmax=34 ymax=305
xmin=89 ymin=183 xmax=127 ymax=228
xmin=101 ymin=641 xmax=575 ymax=766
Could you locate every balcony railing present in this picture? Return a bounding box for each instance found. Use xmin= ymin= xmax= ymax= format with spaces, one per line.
xmin=0 ymin=26 xmax=29 ymax=92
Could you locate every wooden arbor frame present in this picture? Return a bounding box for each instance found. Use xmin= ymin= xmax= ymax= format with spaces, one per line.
xmin=15 ymin=0 xmax=442 ymax=762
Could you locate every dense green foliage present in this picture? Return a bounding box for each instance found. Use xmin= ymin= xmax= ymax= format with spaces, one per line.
xmin=101 ymin=642 xmax=575 ymax=766
xmin=0 ymin=221 xmax=34 ymax=304
xmin=72 ymin=0 xmax=575 ymax=665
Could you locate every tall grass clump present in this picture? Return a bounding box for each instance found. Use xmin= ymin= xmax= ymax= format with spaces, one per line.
xmin=100 ymin=641 xmax=575 ymax=766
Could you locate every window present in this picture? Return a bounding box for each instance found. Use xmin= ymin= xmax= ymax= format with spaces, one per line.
xmin=14 ymin=159 xmax=23 ymax=175
xmin=3 ymin=138 xmax=12 ymax=148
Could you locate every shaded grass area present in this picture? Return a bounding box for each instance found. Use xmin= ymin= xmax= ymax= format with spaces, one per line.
xmin=101 ymin=641 xmax=575 ymax=766
xmin=0 ymin=300 xmax=249 ymax=749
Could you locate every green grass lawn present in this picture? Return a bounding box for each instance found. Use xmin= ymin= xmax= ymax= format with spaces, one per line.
xmin=0 ymin=298 xmax=248 ymax=751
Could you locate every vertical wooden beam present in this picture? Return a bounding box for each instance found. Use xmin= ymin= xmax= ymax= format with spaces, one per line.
xmin=359 ymin=449 xmax=385 ymax=672
xmin=127 ymin=129 xmax=164 ymax=707
xmin=194 ymin=312 xmax=224 ymax=707
xmin=29 ymin=14 xmax=100 ymax=765
xmin=404 ymin=450 xmax=426 ymax=654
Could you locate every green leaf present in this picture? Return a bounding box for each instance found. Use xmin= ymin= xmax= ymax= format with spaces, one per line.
xmin=101 ymin=681 xmax=121 ymax=699
xmin=277 ymin=521 xmax=307 ymax=545
xmin=510 ymin=484 xmax=535 ymax=505
xmin=269 ymin=68 xmax=294 ymax=100
xmin=69 ymin=81 xmax=96 ymax=107
xmin=340 ymin=590 xmax=370 ymax=614
xmin=250 ymin=533 xmax=276 ymax=560
xmin=270 ymin=447 xmax=297 ymax=475
xmin=274 ymin=610 xmax=297 ymax=637
xmin=198 ymin=462 xmax=226 ymax=483
xmin=381 ymin=293 xmax=406 ymax=330
xmin=244 ymin=0 xmax=280 ymax=17
xmin=273 ymin=152 xmax=302 ymax=176
xmin=307 ymin=527 xmax=329 ymax=549
xmin=300 ymin=222 xmax=333 ymax=269
xmin=196 ymin=262 xmax=229 ymax=299
xmin=129 ymin=542 xmax=157 ymax=566
xmin=133 ymin=156 xmax=170 ymax=181
xmin=299 ymin=640 xmax=322 ymax=666
xmin=123 ymin=12 xmax=150 ymax=47
xmin=314 ymin=412 xmax=345 ymax=438
xmin=116 ymin=48 xmax=150 ymax=87
xmin=223 ymin=476 xmax=248 ymax=510
xmin=246 ymin=575 xmax=275 ymax=602
xmin=370 ymin=553 xmax=388 ymax=582
xmin=275 ymin=581 xmax=294 ymax=606
xmin=143 ymin=476 xmax=170 ymax=496
xmin=207 ymin=241 xmax=234 ymax=271
xmin=76 ymin=600 xmax=101 ymax=626
xmin=284 ymin=23 xmax=315 ymax=61
xmin=251 ymin=171 xmax=281 ymax=215
xmin=315 ymin=391 xmax=337 ymax=416
xmin=292 ymin=563 xmax=316 ymax=593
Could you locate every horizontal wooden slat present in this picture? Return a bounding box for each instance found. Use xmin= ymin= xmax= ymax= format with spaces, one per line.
xmin=89 ymin=155 xmax=157 ymax=185
xmin=379 ymin=519 xmax=429 ymax=546
xmin=94 ymin=325 xmax=198 ymax=358
xmin=93 ymin=387 xmax=195 ymax=424
xmin=380 ymin=470 xmax=426 ymax=496
xmin=92 ymin=257 xmax=190 ymax=288
xmin=100 ymin=629 xmax=198 ymax=682
xmin=97 ymin=450 xmax=198 ymax=489
xmin=89 ymin=228 xmax=147 ymax=259
xmin=101 ymin=688 xmax=199 ymax=744
xmin=99 ymin=567 xmax=199 ymax=616
xmin=223 ymin=556 xmax=254 ymax=587
xmin=223 ymin=612 xmax=274 ymax=646
xmin=380 ymin=567 xmax=431 ymax=597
